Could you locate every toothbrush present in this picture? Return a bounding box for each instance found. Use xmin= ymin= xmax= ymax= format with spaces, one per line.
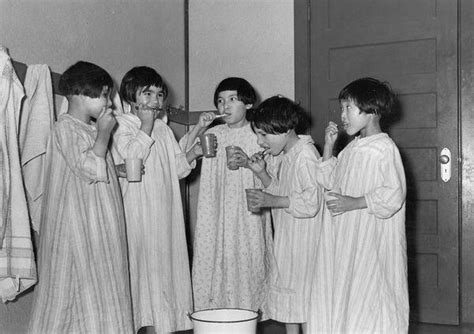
xmin=256 ymin=149 xmax=270 ymax=159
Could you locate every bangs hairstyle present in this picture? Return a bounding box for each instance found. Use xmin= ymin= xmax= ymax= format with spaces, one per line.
xmin=250 ymin=95 xmax=311 ymax=135
xmin=120 ymin=66 xmax=169 ymax=104
xmin=338 ymin=77 xmax=395 ymax=117
xmin=59 ymin=61 xmax=113 ymax=98
xmin=213 ymin=77 xmax=257 ymax=107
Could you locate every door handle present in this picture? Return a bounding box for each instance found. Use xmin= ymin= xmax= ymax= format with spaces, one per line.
xmin=440 ymin=147 xmax=451 ymax=182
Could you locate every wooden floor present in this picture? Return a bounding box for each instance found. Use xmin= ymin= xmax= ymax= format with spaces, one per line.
xmin=145 ymin=320 xmax=474 ymax=333
xmin=257 ymin=320 xmax=474 ymax=334
xmin=408 ymin=322 xmax=474 ymax=334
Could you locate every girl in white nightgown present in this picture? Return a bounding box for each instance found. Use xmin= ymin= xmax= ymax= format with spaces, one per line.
xmin=113 ymin=67 xmax=200 ymax=333
xmin=28 ymin=61 xmax=133 ymax=334
xmin=308 ymin=77 xmax=409 ymax=333
xmin=244 ymin=95 xmax=324 ymax=334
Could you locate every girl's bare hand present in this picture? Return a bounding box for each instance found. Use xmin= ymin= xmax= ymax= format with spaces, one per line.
xmin=247 ymin=152 xmax=267 ymax=174
xmin=97 ymin=107 xmax=117 ymax=135
xmin=246 ymin=189 xmax=272 ymax=209
xmin=115 ymin=164 xmax=127 ymax=178
xmin=191 ymin=141 xmax=204 ymax=157
xmin=325 ymin=192 xmax=360 ymax=214
xmin=325 ymin=121 xmax=339 ymax=147
xmin=135 ymin=103 xmax=156 ymax=125
xmin=198 ymin=112 xmax=217 ymax=129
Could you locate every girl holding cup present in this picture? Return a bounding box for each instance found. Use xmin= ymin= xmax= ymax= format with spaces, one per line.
xmin=28 ymin=61 xmax=133 ymax=334
xmin=112 ymin=66 xmax=201 ymax=333
xmin=308 ymin=78 xmax=408 ymax=333
xmin=180 ymin=77 xmax=274 ymax=316
xmin=245 ymin=95 xmax=324 ymax=334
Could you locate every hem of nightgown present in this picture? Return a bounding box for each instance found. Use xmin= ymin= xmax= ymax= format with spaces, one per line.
xmin=266 ymin=287 xmax=307 ymax=324
xmin=27 ymin=319 xmax=134 ymax=334
xmin=133 ymin=308 xmax=193 ymax=334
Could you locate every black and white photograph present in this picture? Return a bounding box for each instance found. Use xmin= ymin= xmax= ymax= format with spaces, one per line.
xmin=1 ymin=1 xmax=474 ymax=333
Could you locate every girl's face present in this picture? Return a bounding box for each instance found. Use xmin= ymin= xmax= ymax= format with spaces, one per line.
xmin=340 ymin=98 xmax=371 ymax=137
xmin=134 ymin=85 xmax=165 ymax=110
xmin=216 ymin=90 xmax=252 ymax=128
xmin=254 ymin=127 xmax=291 ymax=156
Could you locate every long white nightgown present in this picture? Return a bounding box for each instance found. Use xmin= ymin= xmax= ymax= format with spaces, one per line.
xmin=265 ymin=135 xmax=324 ymax=323
xmin=28 ymin=114 xmax=133 ymax=334
xmin=187 ymin=123 xmax=274 ymax=313
xmin=113 ymin=113 xmax=193 ymax=333
xmin=308 ymin=133 xmax=409 ymax=333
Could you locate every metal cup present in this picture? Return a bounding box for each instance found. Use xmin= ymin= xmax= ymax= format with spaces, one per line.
xmin=199 ymin=133 xmax=217 ymax=158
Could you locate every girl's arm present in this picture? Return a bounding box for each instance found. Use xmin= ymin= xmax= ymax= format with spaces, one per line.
xmin=163 ymin=125 xmax=195 ymax=179
xmin=326 ymin=145 xmax=406 ymax=217
xmin=284 ymin=150 xmax=324 ymax=218
xmin=364 ymin=147 xmax=406 ymax=218
xmin=314 ymin=122 xmax=340 ymax=189
xmin=326 ymin=193 xmax=367 ymax=215
xmin=56 ymin=116 xmax=111 ymax=183
xmin=263 ymin=193 xmax=290 ymax=208
xmin=254 ymin=170 xmax=272 ymax=188
xmin=246 ymin=190 xmax=290 ymax=211
xmin=246 ymin=152 xmax=272 ymax=187
xmin=182 ymin=112 xmax=216 ymax=151
xmin=93 ymin=107 xmax=116 ymax=158
xmin=185 ymin=142 xmax=202 ymax=165
xmin=323 ymin=121 xmax=338 ymax=161
xmin=247 ymin=149 xmax=324 ymax=217
xmin=113 ymin=114 xmax=155 ymax=162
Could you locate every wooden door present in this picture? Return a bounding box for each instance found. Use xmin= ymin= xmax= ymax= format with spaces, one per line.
xmin=301 ymin=0 xmax=459 ymax=324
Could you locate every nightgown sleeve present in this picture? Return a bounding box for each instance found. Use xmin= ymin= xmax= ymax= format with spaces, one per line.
xmin=264 ymin=154 xmax=281 ymax=192
xmin=285 ymin=150 xmax=324 ymax=218
xmin=365 ymin=145 xmax=406 ymax=219
xmin=113 ymin=115 xmax=155 ymax=163
xmin=178 ymin=128 xmax=197 ymax=169
xmin=54 ymin=122 xmax=108 ymax=183
xmin=166 ymin=125 xmax=193 ymax=179
xmin=178 ymin=129 xmax=194 ymax=152
xmin=314 ymin=156 xmax=337 ymax=189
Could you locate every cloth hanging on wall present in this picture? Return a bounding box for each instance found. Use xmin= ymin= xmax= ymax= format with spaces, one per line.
xmin=0 ymin=46 xmax=37 ymax=302
xmin=19 ymin=64 xmax=55 ymax=231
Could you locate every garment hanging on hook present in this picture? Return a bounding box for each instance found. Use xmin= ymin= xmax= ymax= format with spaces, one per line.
xmin=19 ymin=64 xmax=55 ymax=232
xmin=0 ymin=45 xmax=37 ymax=302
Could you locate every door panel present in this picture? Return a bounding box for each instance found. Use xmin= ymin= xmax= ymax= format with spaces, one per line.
xmin=308 ymin=0 xmax=459 ymax=324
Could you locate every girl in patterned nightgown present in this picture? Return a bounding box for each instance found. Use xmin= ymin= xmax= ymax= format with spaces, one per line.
xmin=244 ymin=96 xmax=324 ymax=334
xmin=28 ymin=61 xmax=133 ymax=334
xmin=181 ymin=77 xmax=274 ymax=315
xmin=308 ymin=77 xmax=409 ymax=333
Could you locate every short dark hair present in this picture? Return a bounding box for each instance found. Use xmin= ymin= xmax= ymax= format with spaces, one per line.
xmin=250 ymin=95 xmax=311 ymax=135
xmin=338 ymin=77 xmax=395 ymax=117
xmin=120 ymin=66 xmax=168 ymax=104
xmin=59 ymin=61 xmax=113 ymax=98
xmin=213 ymin=77 xmax=257 ymax=107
